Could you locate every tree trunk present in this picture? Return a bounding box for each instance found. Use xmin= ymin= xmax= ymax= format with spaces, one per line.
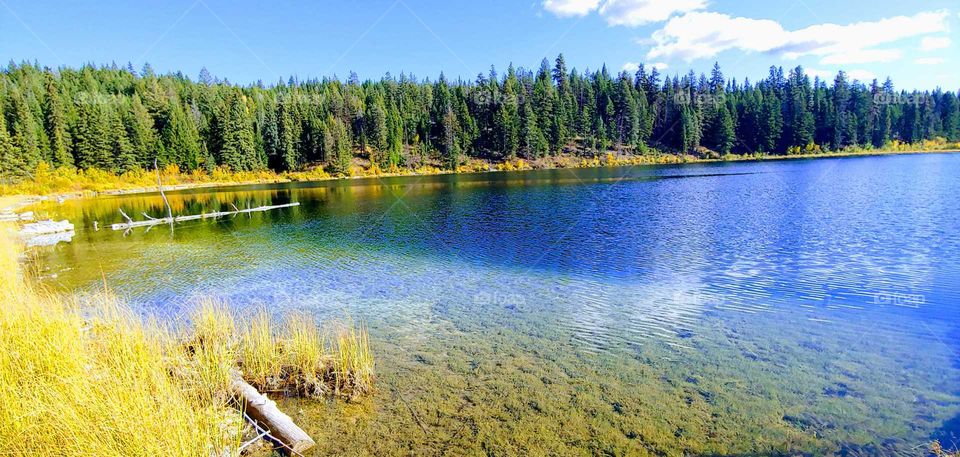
xmin=230 ymin=372 xmax=316 ymax=454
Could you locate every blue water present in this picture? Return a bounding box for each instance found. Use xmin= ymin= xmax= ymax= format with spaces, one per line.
xmin=38 ymin=153 xmax=960 ymax=455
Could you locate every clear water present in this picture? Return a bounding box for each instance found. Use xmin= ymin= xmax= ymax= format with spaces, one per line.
xmin=33 ymin=153 xmax=960 ymax=455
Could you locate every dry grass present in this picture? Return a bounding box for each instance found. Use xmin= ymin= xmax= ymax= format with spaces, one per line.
xmin=331 ymin=324 xmax=375 ymax=396
xmin=239 ymin=310 xmax=282 ymax=388
xmin=0 ymin=227 xmax=375 ymax=456
xmin=0 ymin=227 xmax=240 ymax=456
xmin=235 ymin=312 xmax=376 ymax=399
xmin=285 ymin=313 xmax=325 ymax=393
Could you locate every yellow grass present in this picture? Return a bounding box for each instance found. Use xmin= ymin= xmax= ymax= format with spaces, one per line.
xmin=285 ymin=313 xmax=325 ymax=392
xmin=331 ymin=324 xmax=375 ymax=396
xmin=0 ymin=227 xmax=375 ymax=455
xmin=5 ymin=139 xmax=956 ymax=199
xmin=182 ymin=299 xmax=237 ymax=404
xmin=0 ymin=227 xmax=240 ymax=456
xmin=239 ymin=310 xmax=282 ymax=388
xmin=236 ymin=311 xmax=376 ymax=399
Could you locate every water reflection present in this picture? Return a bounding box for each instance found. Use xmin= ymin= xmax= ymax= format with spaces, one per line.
xmin=30 ymin=153 xmax=960 ymax=454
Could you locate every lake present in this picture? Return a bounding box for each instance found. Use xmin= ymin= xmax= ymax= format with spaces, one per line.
xmin=32 ymin=153 xmax=960 ymax=455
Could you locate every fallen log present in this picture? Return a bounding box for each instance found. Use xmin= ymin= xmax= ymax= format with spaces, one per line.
xmin=110 ymin=202 xmax=300 ymax=231
xmin=25 ymin=230 xmax=74 ymax=247
xmin=230 ymin=372 xmax=316 ymax=455
xmin=20 ymin=219 xmax=74 ymax=235
xmin=0 ymin=210 xmax=33 ymax=222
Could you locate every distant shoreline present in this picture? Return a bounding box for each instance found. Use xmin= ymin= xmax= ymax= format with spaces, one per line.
xmin=4 ymin=148 xmax=958 ymax=212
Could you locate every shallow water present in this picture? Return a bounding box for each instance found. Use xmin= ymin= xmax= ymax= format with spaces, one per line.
xmin=33 ymin=153 xmax=960 ymax=455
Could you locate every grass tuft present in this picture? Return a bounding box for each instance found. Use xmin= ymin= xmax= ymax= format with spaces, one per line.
xmin=285 ymin=313 xmax=325 ymax=394
xmin=0 ymin=226 xmax=375 ymax=455
xmin=239 ymin=310 xmax=281 ymax=388
xmin=331 ymin=323 xmax=375 ymax=397
xmin=0 ymin=227 xmax=241 ymax=456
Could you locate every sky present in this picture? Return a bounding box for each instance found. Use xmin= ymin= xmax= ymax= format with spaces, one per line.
xmin=1 ymin=0 xmax=957 ymax=90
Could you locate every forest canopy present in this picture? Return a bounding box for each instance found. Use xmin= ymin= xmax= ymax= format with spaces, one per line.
xmin=1 ymin=56 xmax=958 ymax=180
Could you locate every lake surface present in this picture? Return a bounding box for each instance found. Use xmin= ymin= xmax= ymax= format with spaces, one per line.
xmin=33 ymin=153 xmax=960 ymax=456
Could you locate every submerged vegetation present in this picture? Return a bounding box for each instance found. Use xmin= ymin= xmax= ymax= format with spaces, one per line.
xmin=0 ymin=227 xmax=373 ymax=456
xmin=1 ymin=58 xmax=959 ymax=193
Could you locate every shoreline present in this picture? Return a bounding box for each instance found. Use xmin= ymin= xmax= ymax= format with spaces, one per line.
xmin=4 ymin=148 xmax=957 ymax=212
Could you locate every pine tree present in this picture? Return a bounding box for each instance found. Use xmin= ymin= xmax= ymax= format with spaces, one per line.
xmin=73 ymin=95 xmax=112 ymax=170
xmin=760 ymin=89 xmax=783 ymax=152
xmin=709 ymin=62 xmax=724 ymax=94
xmin=533 ymin=59 xmax=558 ymax=152
xmin=832 ymin=71 xmax=851 ymax=148
xmin=364 ymin=91 xmax=389 ymax=166
xmin=43 ymin=74 xmax=72 ymax=167
xmin=325 ymin=115 xmax=351 ymax=174
xmin=442 ymin=107 xmax=460 ymax=169
xmin=161 ymin=102 xmax=201 ymax=169
xmin=198 ymin=67 xmax=214 ymax=86
xmin=495 ymin=65 xmax=521 ymax=159
xmin=125 ymin=95 xmax=158 ymax=168
xmin=259 ymin=100 xmax=280 ymax=164
xmin=386 ymin=102 xmax=404 ymax=168
xmin=784 ymin=66 xmax=814 ymax=150
xmin=614 ymin=75 xmax=639 ymax=148
xmin=714 ymin=102 xmax=736 ymax=154
xmin=220 ymin=92 xmax=257 ymax=171
xmin=0 ymin=60 xmax=954 ymax=180
xmin=109 ymin=106 xmax=136 ymax=173
xmin=0 ymin=111 xmax=14 ymax=179
xmin=520 ymin=101 xmax=548 ymax=158
xmin=276 ymin=96 xmax=299 ymax=170
xmin=7 ymin=89 xmax=41 ymax=174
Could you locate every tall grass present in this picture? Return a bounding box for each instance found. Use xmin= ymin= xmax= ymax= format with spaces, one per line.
xmin=0 ymin=228 xmax=240 ymax=456
xmin=0 ymin=226 xmax=375 ymax=455
xmin=285 ymin=313 xmax=325 ymax=394
xmin=179 ymin=299 xmax=237 ymax=405
xmin=331 ymin=324 xmax=375 ymax=396
xmin=236 ymin=312 xmax=376 ymax=399
xmin=239 ymin=310 xmax=282 ymax=388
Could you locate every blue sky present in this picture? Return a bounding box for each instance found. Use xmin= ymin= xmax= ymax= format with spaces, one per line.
xmin=1 ymin=0 xmax=957 ymax=89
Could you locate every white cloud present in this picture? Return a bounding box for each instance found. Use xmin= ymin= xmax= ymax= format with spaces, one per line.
xmin=920 ymin=36 xmax=951 ymax=51
xmin=804 ymin=68 xmax=877 ymax=82
xmin=915 ymin=57 xmax=945 ymax=65
xmin=804 ymin=68 xmax=834 ymax=80
xmin=846 ymin=69 xmax=876 ymax=81
xmin=542 ymin=0 xmax=704 ymax=25
xmin=820 ymin=49 xmax=901 ymax=65
xmin=646 ymin=10 xmax=950 ymax=65
xmin=599 ymin=0 xmax=706 ymax=26
xmin=621 ymin=61 xmax=668 ymax=73
xmin=542 ymin=0 xmax=601 ymax=17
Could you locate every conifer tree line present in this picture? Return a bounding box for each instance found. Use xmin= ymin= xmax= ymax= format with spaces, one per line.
xmin=1 ymin=56 xmax=958 ymax=179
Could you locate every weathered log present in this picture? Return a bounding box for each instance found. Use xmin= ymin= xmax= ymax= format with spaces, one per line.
xmin=1 ymin=211 xmax=34 ymax=222
xmin=110 ymin=202 xmax=300 ymax=230
xmin=20 ymin=219 xmax=74 ymax=235
xmin=229 ymin=372 xmax=316 ymax=454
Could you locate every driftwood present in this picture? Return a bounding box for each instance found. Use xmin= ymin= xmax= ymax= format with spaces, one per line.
xmin=20 ymin=219 xmax=74 ymax=235
xmin=25 ymin=230 xmax=74 ymax=247
xmin=16 ymin=220 xmax=75 ymax=247
xmin=154 ymin=158 xmax=174 ymax=222
xmin=230 ymin=372 xmax=316 ymax=454
xmin=109 ymin=202 xmax=299 ymax=231
xmin=0 ymin=211 xmax=33 ymax=222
